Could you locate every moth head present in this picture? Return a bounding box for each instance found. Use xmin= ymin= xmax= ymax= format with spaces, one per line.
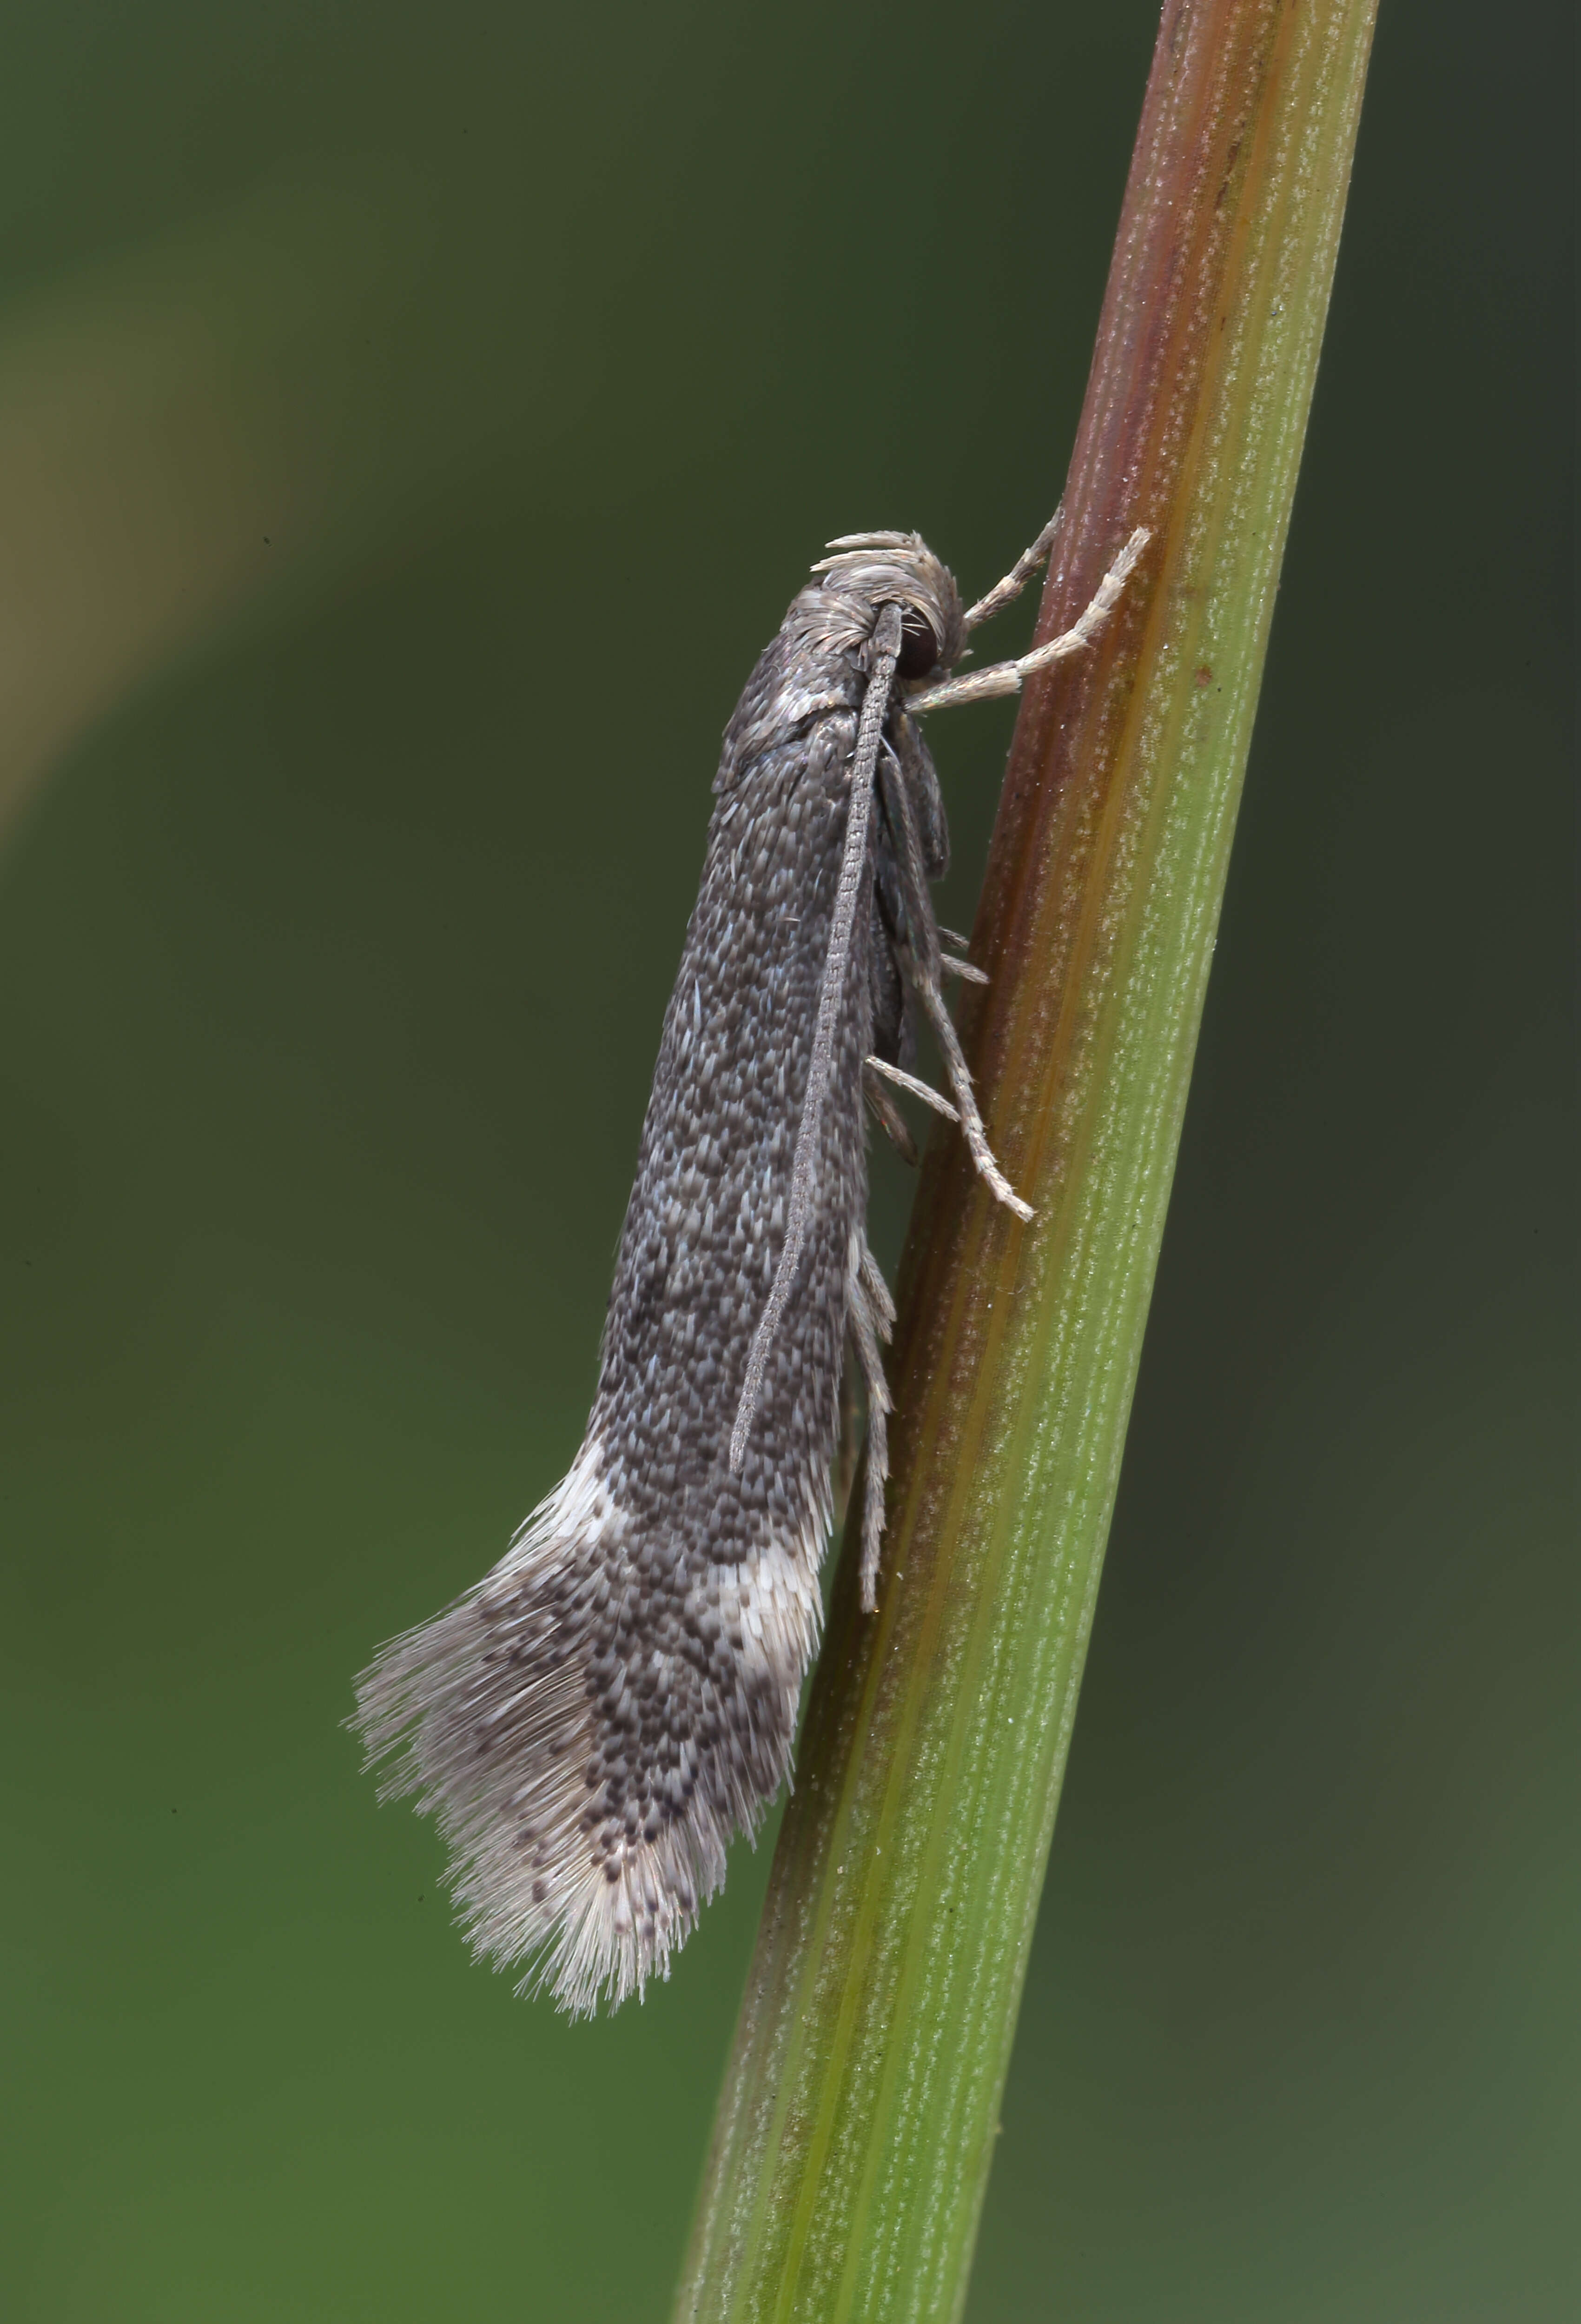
xmin=808 ymin=532 xmax=966 ymax=682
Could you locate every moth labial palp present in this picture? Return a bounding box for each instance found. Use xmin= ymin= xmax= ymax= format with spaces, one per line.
xmin=353 ymin=511 xmax=1150 ymax=2015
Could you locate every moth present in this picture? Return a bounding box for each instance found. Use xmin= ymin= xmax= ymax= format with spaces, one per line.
xmin=354 ymin=511 xmax=1147 ymax=2014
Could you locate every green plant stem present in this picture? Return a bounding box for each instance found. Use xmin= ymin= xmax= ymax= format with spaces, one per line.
xmin=675 ymin=4 xmax=1378 ymax=2317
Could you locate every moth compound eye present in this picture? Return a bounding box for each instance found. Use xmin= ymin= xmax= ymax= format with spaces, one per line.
xmin=897 ymin=610 xmax=941 ymax=680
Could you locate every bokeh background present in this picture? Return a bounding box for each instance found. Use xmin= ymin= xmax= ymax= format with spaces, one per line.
xmin=0 ymin=3 xmax=1572 ymax=2318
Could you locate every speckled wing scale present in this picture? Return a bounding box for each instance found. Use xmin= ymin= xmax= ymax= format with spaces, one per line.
xmin=353 ymin=513 xmax=1149 ymax=2014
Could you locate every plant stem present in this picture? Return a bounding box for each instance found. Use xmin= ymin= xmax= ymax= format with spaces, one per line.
xmin=675 ymin=5 xmax=1378 ymax=2317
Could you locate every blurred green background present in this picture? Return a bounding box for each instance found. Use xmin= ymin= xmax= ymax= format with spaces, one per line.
xmin=0 ymin=3 xmax=1571 ymax=2318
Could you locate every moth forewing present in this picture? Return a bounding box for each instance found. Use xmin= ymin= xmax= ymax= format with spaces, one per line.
xmin=354 ymin=517 xmax=1146 ymax=2012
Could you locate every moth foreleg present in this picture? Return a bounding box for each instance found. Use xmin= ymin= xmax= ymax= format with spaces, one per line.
xmin=906 ymin=527 xmax=1150 ymax=715
xmin=961 ymin=504 xmax=1064 ymax=632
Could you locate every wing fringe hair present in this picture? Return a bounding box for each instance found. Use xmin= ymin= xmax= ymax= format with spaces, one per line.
xmin=353 ymin=1439 xmax=816 ymax=2016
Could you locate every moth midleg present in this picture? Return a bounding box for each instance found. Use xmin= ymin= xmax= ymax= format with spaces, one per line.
xmin=877 ymin=735 xmax=1032 ymax=1223
xmin=913 ymin=971 xmax=1034 ymax=1223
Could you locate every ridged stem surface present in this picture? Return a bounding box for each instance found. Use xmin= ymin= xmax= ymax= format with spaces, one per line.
xmin=676 ymin=4 xmax=1378 ymax=2316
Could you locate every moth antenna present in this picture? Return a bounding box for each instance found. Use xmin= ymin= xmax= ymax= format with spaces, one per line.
xmin=730 ymin=602 xmax=904 ymax=1472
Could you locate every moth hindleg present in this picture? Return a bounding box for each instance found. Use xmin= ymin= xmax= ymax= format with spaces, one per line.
xmin=866 ymin=1053 xmax=959 ymax=1125
xmin=862 ymin=1060 xmax=920 ymax=1164
xmin=833 ymin=1334 xmax=863 ymax=1542
xmin=936 ymin=923 xmax=989 ymax=983
xmin=846 ymin=1234 xmax=895 ymax=1613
